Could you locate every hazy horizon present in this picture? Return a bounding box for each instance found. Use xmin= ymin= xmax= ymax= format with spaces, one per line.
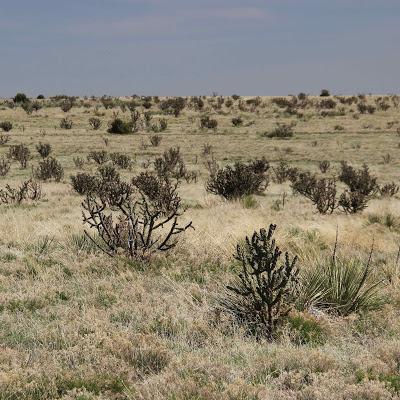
xmin=1 ymin=0 xmax=399 ymax=97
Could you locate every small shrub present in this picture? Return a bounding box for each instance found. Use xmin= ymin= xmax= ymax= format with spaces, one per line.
xmin=320 ymin=89 xmax=330 ymax=97
xmin=272 ymin=160 xmax=298 ymax=184
xmin=200 ymin=116 xmax=218 ymax=130
xmin=36 ymin=142 xmax=52 ymax=158
xmin=149 ymin=134 xmax=162 ymax=147
xmin=107 ymin=117 xmax=133 ymax=134
xmin=33 ymin=157 xmax=64 ymax=182
xmin=21 ymin=101 xmax=34 ymax=114
xmin=87 ymin=150 xmax=109 ymax=164
xmin=0 ymin=134 xmax=10 ymax=145
xmin=0 ymin=179 xmax=42 ymax=204
xmin=110 ymin=152 xmax=132 ymax=169
xmin=158 ymin=97 xmax=186 ymax=117
xmin=154 ymin=147 xmax=186 ymax=180
xmin=232 ymin=117 xmax=243 ymax=127
xmin=0 ymin=121 xmax=13 ymax=132
xmin=60 ymin=99 xmax=73 ymax=112
xmin=291 ymin=172 xmax=337 ymax=214
xmin=206 ymin=158 xmax=269 ymax=200
xmin=263 ymin=123 xmax=294 ymax=139
xmin=73 ymin=156 xmax=85 ymax=168
xmin=89 ymin=117 xmax=102 ymax=130
xmin=71 ymin=173 xmax=99 ymax=195
xmin=318 ymin=160 xmax=330 ymax=173
xmin=0 ymin=157 xmax=11 ymax=177
xmin=379 ymin=182 xmax=399 ymax=197
xmin=339 ymin=162 xmax=378 ymax=196
xmin=8 ymin=144 xmax=30 ymax=169
xmin=222 ymin=224 xmax=299 ymax=340
xmin=13 ymin=93 xmax=28 ymax=103
xmin=60 ymin=117 xmax=73 ymax=129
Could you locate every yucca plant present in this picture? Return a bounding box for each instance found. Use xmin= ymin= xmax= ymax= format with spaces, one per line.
xmin=298 ymin=238 xmax=384 ymax=315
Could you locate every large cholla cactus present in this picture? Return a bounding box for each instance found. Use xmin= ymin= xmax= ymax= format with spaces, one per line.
xmin=82 ymin=178 xmax=193 ymax=261
xmin=223 ymin=224 xmax=299 ymax=340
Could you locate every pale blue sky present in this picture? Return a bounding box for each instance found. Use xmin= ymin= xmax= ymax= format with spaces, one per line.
xmin=1 ymin=0 xmax=399 ymax=96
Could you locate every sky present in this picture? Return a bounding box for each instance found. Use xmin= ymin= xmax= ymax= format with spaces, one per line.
xmin=1 ymin=0 xmax=399 ymax=97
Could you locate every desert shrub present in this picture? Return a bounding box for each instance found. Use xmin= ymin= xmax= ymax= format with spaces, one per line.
xmin=82 ymin=178 xmax=193 ymax=260
xmin=158 ymin=97 xmax=186 ymax=117
xmin=0 ymin=157 xmax=11 ymax=177
xmin=263 ymin=123 xmax=294 ymax=139
xmin=0 ymin=179 xmax=42 ymax=204
xmin=0 ymin=134 xmax=10 ymax=145
xmin=200 ymin=116 xmax=218 ymax=130
xmin=107 ymin=117 xmax=133 ymax=134
xmin=60 ymin=117 xmax=73 ymax=129
xmin=379 ymin=183 xmax=399 ymax=197
xmin=297 ymin=92 xmax=307 ymax=100
xmin=33 ymin=157 xmax=64 ymax=182
xmin=231 ymin=117 xmax=243 ymax=127
xmin=109 ymin=152 xmax=132 ymax=169
xmin=320 ymin=89 xmax=330 ymax=97
xmin=132 ymin=172 xmax=181 ymax=213
xmin=318 ymin=99 xmax=336 ymax=109
xmin=73 ymin=156 xmax=85 ymax=168
xmin=299 ymin=245 xmax=384 ymax=315
xmin=159 ymin=118 xmax=168 ymax=131
xmin=271 ymin=97 xmax=295 ymax=108
xmin=357 ymin=103 xmax=376 ymax=114
xmin=206 ymin=158 xmax=269 ymax=200
xmin=89 ymin=117 xmax=102 ymax=130
xmin=8 ymin=144 xmax=30 ymax=169
xmin=36 ymin=142 xmax=52 ymax=158
xmin=154 ymin=147 xmax=187 ymax=180
xmin=37 ymin=94 xmax=45 ymax=99
xmin=291 ymin=172 xmax=337 ymax=214
xmin=149 ymin=134 xmax=162 ymax=147
xmin=87 ymin=150 xmax=109 ymax=164
xmin=0 ymin=121 xmax=13 ymax=132
xmin=318 ymin=160 xmax=330 ymax=173
xmin=60 ymin=99 xmax=74 ymax=112
xmin=272 ymin=160 xmax=298 ymax=184
xmin=221 ymin=224 xmax=299 ymax=340
xmin=21 ymin=101 xmax=34 ymax=114
xmin=338 ymin=191 xmax=371 ymax=214
xmin=13 ymin=93 xmax=28 ymax=103
xmin=339 ymin=162 xmax=378 ymax=196
xmin=71 ymin=173 xmax=99 ymax=195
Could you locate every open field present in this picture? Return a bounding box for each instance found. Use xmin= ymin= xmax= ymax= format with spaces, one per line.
xmin=0 ymin=94 xmax=400 ymax=399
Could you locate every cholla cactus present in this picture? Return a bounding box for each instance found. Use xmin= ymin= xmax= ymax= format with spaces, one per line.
xmin=223 ymin=224 xmax=299 ymax=340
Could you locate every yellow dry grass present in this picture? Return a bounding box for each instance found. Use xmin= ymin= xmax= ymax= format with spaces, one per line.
xmin=0 ymin=95 xmax=399 ymax=399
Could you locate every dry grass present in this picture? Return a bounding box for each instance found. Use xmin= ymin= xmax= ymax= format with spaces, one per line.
xmin=0 ymin=95 xmax=399 ymax=399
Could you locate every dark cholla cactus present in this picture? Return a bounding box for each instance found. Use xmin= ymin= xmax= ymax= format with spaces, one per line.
xmin=71 ymin=173 xmax=99 ymax=195
xmin=291 ymin=172 xmax=337 ymax=214
xmin=36 ymin=142 xmax=52 ymax=158
xmin=8 ymin=144 xmax=30 ymax=169
xmin=87 ymin=150 xmax=109 ymax=165
xmin=223 ymin=224 xmax=299 ymax=340
xmin=82 ymin=178 xmax=193 ymax=261
xmin=379 ymin=183 xmax=399 ymax=197
xmin=206 ymin=158 xmax=269 ymax=200
xmin=339 ymin=162 xmax=378 ymax=196
xmin=318 ymin=160 xmax=330 ymax=173
xmin=33 ymin=157 xmax=64 ymax=182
